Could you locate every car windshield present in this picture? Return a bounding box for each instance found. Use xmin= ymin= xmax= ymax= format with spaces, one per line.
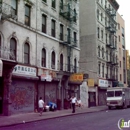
xmin=107 ymin=91 xmax=114 ymax=97
xmin=115 ymin=91 xmax=122 ymax=97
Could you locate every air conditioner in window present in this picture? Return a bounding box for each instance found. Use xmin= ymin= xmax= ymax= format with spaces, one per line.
xmin=98 ymin=74 xmax=101 ymax=77
xmin=51 ymin=64 xmax=55 ymax=69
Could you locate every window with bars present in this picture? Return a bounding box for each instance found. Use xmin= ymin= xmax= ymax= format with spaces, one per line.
xmin=42 ymin=14 xmax=46 ymax=33
xmin=51 ymin=20 xmax=55 ymax=37
xmin=25 ymin=5 xmax=31 ymax=26
xmin=41 ymin=48 xmax=46 ymax=67
xmin=24 ymin=43 xmax=30 ymax=64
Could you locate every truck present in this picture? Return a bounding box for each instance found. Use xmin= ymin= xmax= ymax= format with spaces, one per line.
xmin=106 ymin=87 xmax=130 ymax=109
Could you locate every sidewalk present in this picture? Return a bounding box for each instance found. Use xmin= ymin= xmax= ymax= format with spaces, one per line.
xmin=0 ymin=106 xmax=107 ymax=127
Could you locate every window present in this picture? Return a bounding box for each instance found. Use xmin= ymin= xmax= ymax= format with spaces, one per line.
xmin=105 ymin=17 xmax=107 ymax=26
xmin=118 ymin=23 xmax=120 ymax=30
xmin=119 ymin=35 xmax=120 ymax=42
xmin=60 ymin=0 xmax=63 ymax=9
xmin=0 ymin=35 xmax=1 ymax=57
xmin=73 ymin=9 xmax=76 ymax=22
xmin=24 ymin=43 xmax=30 ymax=64
xmin=51 ymin=20 xmax=55 ymax=37
xmin=51 ymin=51 xmax=55 ymax=69
xmin=101 ymin=30 xmax=103 ymax=40
xmin=60 ymin=24 xmax=63 ymax=40
xmin=102 ymin=64 xmax=104 ymax=77
xmin=120 ymin=61 xmax=121 ymax=67
xmin=25 ymin=5 xmax=31 ymax=26
xmin=74 ymin=58 xmax=77 ymax=73
xmin=98 ymin=62 xmax=101 ymax=75
xmin=67 ymin=28 xmax=71 ymax=44
xmin=10 ymin=38 xmax=17 ymax=60
xmin=11 ymin=0 xmax=17 ymax=15
xmin=101 ymin=13 xmax=103 ymax=21
xmin=106 ymin=50 xmax=108 ymax=60
xmin=120 ymin=74 xmax=122 ymax=81
xmin=60 ymin=54 xmax=63 ymax=71
xmin=106 ymin=33 xmax=107 ymax=43
xmin=102 ymin=47 xmax=104 ymax=58
xmin=52 ymin=0 xmax=56 ymax=8
xmin=97 ymin=27 xmax=100 ymax=38
xmin=97 ymin=9 xmax=99 ymax=20
xmin=42 ymin=0 xmax=46 ymax=3
xmin=41 ymin=48 xmax=46 ymax=67
xmin=67 ymin=56 xmax=70 ymax=71
xmin=74 ymin=32 xmax=77 ymax=44
xmin=42 ymin=14 xmax=46 ymax=33
xmin=98 ymin=46 xmax=100 ymax=57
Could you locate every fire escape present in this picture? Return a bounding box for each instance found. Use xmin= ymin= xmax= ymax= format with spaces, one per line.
xmin=105 ymin=5 xmax=118 ymax=82
xmin=59 ymin=0 xmax=77 ymax=73
xmin=0 ymin=1 xmax=17 ymax=61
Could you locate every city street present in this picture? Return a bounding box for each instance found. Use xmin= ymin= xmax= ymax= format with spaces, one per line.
xmin=1 ymin=108 xmax=130 ymax=130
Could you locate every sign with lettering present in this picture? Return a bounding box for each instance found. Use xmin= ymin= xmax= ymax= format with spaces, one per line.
xmin=98 ymin=79 xmax=112 ymax=87
xmin=69 ymin=73 xmax=83 ymax=82
xmin=0 ymin=60 xmax=3 ymax=77
xmin=12 ymin=65 xmax=36 ymax=76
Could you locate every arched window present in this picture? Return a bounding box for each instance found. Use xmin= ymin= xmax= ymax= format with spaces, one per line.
xmin=24 ymin=43 xmax=30 ymax=64
xmin=10 ymin=38 xmax=17 ymax=60
xmin=51 ymin=51 xmax=55 ymax=69
xmin=41 ymin=48 xmax=46 ymax=67
xmin=73 ymin=9 xmax=76 ymax=22
xmin=60 ymin=54 xmax=63 ymax=71
xmin=98 ymin=46 xmax=100 ymax=57
xmin=74 ymin=58 xmax=77 ymax=73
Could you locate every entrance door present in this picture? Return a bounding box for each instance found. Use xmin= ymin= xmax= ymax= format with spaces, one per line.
xmin=88 ymin=92 xmax=96 ymax=107
xmin=0 ymin=77 xmax=3 ymax=114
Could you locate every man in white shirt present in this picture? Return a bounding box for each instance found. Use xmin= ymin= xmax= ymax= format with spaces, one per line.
xmin=38 ymin=97 xmax=44 ymax=116
xmin=71 ymin=95 xmax=77 ymax=113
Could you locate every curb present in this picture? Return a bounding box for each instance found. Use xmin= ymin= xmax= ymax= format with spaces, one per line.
xmin=0 ymin=108 xmax=107 ymax=128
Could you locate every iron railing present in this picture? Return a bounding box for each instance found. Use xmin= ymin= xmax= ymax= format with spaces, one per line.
xmin=58 ymin=63 xmax=78 ymax=73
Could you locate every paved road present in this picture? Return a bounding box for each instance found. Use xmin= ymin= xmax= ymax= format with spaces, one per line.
xmin=1 ymin=108 xmax=130 ymax=130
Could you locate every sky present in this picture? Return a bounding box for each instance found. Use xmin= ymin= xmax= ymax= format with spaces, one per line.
xmin=117 ymin=0 xmax=130 ymax=51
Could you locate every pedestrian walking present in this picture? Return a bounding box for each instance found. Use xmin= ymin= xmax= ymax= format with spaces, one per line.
xmin=38 ymin=97 xmax=44 ymax=116
xmin=70 ymin=95 xmax=77 ymax=113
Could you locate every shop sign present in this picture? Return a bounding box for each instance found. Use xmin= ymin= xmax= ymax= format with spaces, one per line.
xmin=99 ymin=79 xmax=112 ymax=87
xmin=87 ymin=79 xmax=94 ymax=87
xmin=69 ymin=73 xmax=83 ymax=82
xmin=12 ymin=65 xmax=36 ymax=76
xmin=41 ymin=74 xmax=52 ymax=82
xmin=0 ymin=60 xmax=3 ymax=77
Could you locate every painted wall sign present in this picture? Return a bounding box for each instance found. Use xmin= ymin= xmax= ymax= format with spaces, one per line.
xmin=12 ymin=65 xmax=36 ymax=76
xmin=0 ymin=59 xmax=3 ymax=77
xmin=98 ymin=79 xmax=112 ymax=87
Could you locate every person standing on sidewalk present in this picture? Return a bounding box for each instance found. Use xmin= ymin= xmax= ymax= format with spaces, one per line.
xmin=38 ymin=97 xmax=44 ymax=116
xmin=70 ymin=95 xmax=77 ymax=113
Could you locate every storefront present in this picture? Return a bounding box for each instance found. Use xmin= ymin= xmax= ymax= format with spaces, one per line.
xmin=10 ymin=65 xmax=38 ymax=115
xmin=38 ymin=68 xmax=59 ymax=108
xmin=98 ymin=79 xmax=112 ymax=106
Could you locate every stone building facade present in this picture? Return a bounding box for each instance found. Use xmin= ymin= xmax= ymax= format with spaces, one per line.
xmin=0 ymin=0 xmax=81 ymax=115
